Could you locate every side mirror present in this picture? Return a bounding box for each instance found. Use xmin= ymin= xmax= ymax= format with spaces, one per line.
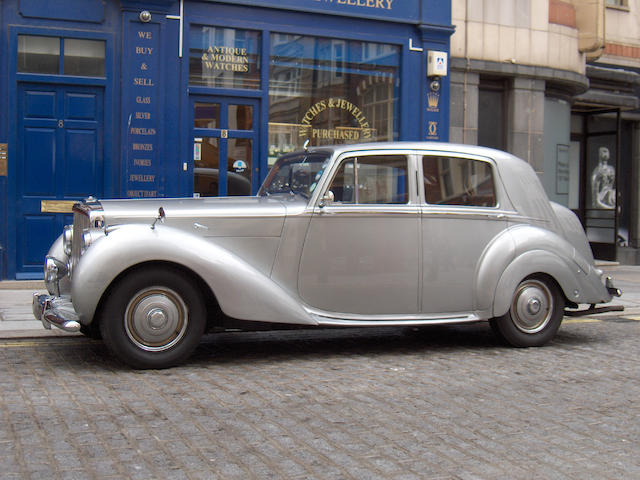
xmin=319 ymin=190 xmax=335 ymax=208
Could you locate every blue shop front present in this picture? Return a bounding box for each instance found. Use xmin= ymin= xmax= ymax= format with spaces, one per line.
xmin=0 ymin=0 xmax=453 ymax=279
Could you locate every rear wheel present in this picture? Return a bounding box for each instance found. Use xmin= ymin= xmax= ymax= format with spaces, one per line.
xmin=490 ymin=276 xmax=564 ymax=347
xmin=100 ymin=266 xmax=206 ymax=368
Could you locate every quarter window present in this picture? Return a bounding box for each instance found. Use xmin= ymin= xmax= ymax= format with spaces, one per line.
xmin=422 ymin=156 xmax=496 ymax=207
xmin=329 ymin=155 xmax=408 ymax=204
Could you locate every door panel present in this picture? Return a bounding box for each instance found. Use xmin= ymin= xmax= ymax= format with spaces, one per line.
xmin=420 ymin=154 xmax=505 ymax=314
xmin=24 ymin=91 xmax=56 ymax=118
xmin=300 ymin=212 xmax=420 ymax=314
xmin=421 ymin=215 xmax=506 ymax=313
xmin=24 ymin=127 xmax=56 ymax=194
xmin=64 ymin=129 xmax=100 ymax=195
xmin=299 ymin=154 xmax=420 ymax=315
xmin=16 ymin=84 xmax=104 ymax=277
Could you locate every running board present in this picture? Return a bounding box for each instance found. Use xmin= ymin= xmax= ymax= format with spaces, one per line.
xmin=564 ymin=304 xmax=625 ymax=317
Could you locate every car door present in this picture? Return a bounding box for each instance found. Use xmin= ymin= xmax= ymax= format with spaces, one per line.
xmin=420 ymin=153 xmax=508 ymax=314
xmin=298 ymin=152 xmax=420 ymax=315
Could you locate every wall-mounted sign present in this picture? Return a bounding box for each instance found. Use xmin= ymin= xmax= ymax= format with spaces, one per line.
xmin=426 ymin=121 xmax=439 ymax=140
xmin=41 ymin=200 xmax=77 ymax=213
xmin=556 ymin=144 xmax=569 ymax=195
xmin=125 ymin=20 xmax=160 ymax=198
xmin=426 ymin=91 xmax=440 ymax=113
xmin=223 ymin=0 xmax=419 ymax=23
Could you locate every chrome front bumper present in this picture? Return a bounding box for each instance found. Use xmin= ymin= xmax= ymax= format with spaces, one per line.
xmin=32 ymin=294 xmax=81 ymax=332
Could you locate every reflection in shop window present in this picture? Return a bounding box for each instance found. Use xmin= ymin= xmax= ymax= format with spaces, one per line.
xmin=189 ymin=26 xmax=261 ymax=89
xmin=268 ymin=34 xmax=400 ymax=165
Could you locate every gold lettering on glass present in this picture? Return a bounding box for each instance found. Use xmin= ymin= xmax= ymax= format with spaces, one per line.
xmin=298 ymin=98 xmax=375 ymax=143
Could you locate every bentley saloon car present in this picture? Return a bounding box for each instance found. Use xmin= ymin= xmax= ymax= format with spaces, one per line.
xmin=34 ymin=142 xmax=622 ymax=368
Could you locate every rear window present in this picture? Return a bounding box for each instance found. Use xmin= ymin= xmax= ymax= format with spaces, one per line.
xmin=422 ymin=156 xmax=496 ymax=207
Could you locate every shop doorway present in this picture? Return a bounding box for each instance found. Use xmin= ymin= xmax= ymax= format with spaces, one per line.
xmin=572 ymin=110 xmax=630 ymax=262
xmin=190 ymin=97 xmax=260 ymax=197
xmin=14 ymin=83 xmax=104 ymax=278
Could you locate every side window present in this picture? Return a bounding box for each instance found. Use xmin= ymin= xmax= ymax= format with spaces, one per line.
xmin=422 ymin=156 xmax=496 ymax=207
xmin=328 ymin=155 xmax=408 ymax=204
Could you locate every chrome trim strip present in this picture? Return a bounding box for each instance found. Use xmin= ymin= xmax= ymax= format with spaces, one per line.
xmin=313 ymin=315 xmax=481 ymax=327
xmin=305 ymin=306 xmax=481 ymax=326
xmin=316 ymin=207 xmax=420 ymax=216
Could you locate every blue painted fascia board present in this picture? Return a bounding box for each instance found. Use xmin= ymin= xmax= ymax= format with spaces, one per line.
xmin=197 ymin=0 xmax=453 ymax=27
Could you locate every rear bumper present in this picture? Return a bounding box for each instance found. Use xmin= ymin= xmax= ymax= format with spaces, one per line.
xmin=32 ymin=294 xmax=81 ymax=333
xmin=605 ymin=276 xmax=622 ymax=298
xmin=564 ymin=276 xmax=623 ymax=317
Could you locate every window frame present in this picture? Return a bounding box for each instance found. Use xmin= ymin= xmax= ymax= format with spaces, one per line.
xmin=17 ymin=34 xmax=106 ymax=78
xmin=319 ymin=150 xmax=418 ymax=208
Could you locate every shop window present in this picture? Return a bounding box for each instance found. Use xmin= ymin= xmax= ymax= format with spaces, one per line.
xmin=18 ymin=35 xmax=105 ymax=77
xmin=268 ymin=34 xmax=400 ymax=163
xmin=422 ymin=156 xmax=496 ymax=207
xmin=189 ymin=26 xmax=261 ymax=90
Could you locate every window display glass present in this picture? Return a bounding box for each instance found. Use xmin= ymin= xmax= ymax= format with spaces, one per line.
xmin=189 ymin=26 xmax=261 ymax=90
xmin=268 ymin=33 xmax=400 ymax=165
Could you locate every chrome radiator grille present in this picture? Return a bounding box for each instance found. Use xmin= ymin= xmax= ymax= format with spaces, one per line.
xmin=70 ymin=208 xmax=90 ymax=277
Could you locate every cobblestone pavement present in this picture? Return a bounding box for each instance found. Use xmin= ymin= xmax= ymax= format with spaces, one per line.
xmin=1 ymin=318 xmax=639 ymax=479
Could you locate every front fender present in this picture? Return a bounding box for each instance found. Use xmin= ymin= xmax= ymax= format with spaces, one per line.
xmin=71 ymin=224 xmax=316 ymax=326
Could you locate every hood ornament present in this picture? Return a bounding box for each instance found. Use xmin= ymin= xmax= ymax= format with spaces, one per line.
xmin=151 ymin=207 xmax=166 ymax=230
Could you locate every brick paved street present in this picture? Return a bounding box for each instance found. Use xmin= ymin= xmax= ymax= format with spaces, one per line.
xmin=1 ymin=318 xmax=639 ymax=479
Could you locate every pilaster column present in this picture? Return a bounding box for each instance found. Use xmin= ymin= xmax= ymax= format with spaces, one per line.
xmin=449 ymin=69 xmax=479 ymax=145
xmin=507 ymin=77 xmax=546 ymax=173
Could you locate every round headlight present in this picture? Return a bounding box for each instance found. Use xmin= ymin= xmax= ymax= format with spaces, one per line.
xmin=63 ymin=225 xmax=73 ymax=256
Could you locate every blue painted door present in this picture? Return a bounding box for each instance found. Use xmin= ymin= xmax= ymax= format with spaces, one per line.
xmin=191 ymin=97 xmax=260 ymax=197
xmin=16 ymin=84 xmax=104 ymax=278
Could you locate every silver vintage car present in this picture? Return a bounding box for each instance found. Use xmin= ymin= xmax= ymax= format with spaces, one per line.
xmin=34 ymin=142 xmax=622 ymax=368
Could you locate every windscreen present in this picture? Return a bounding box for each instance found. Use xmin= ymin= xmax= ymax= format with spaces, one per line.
xmin=259 ymin=152 xmax=331 ymax=199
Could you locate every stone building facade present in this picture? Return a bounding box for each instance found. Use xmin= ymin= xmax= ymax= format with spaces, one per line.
xmin=449 ymin=0 xmax=640 ymax=263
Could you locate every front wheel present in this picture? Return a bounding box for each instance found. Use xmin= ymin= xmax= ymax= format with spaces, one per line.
xmin=99 ymin=267 xmax=206 ymax=368
xmin=490 ymin=276 xmax=565 ymax=347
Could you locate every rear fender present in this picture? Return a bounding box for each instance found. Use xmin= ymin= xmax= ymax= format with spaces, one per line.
xmin=71 ymin=224 xmax=315 ymax=326
xmin=492 ymin=249 xmax=582 ymax=317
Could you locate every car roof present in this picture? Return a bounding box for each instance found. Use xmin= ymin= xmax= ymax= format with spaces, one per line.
xmin=306 ymin=141 xmax=515 ymax=163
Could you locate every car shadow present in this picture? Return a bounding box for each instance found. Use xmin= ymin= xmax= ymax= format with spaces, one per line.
xmin=31 ymin=321 xmax=607 ymax=371
xmin=187 ymin=324 xmax=504 ymax=365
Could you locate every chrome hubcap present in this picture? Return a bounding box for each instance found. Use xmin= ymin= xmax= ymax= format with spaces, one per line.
xmin=124 ymin=287 xmax=188 ymax=351
xmin=511 ymin=280 xmax=553 ymax=334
